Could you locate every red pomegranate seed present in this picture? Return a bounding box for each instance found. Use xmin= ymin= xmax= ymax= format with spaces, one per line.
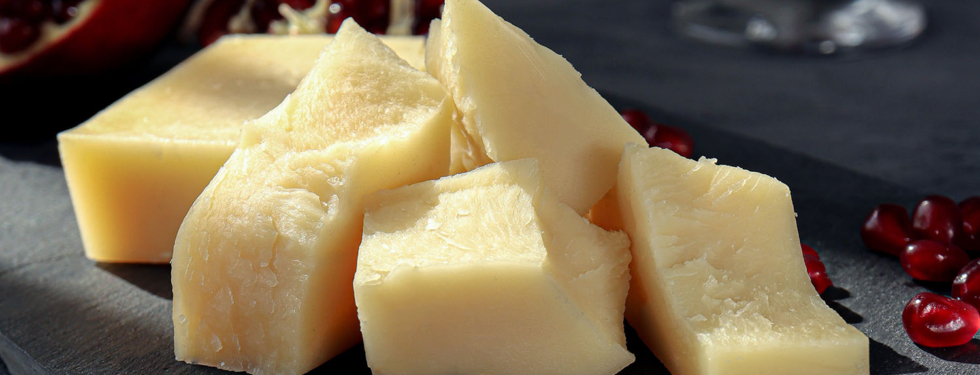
xmin=413 ymin=0 xmax=443 ymax=34
xmin=804 ymin=254 xmax=826 ymax=273
xmin=50 ymin=0 xmax=81 ymax=24
xmin=801 ymin=243 xmax=820 ymax=260
xmin=903 ymin=292 xmax=980 ymax=347
xmin=958 ymin=197 xmax=980 ymax=252
xmin=620 ymin=108 xmax=652 ymax=133
xmin=0 ymin=17 xmax=39 ymax=54
xmin=5 ymin=0 xmax=45 ymax=23
xmin=328 ymin=0 xmax=388 ymax=34
xmin=861 ymin=203 xmax=914 ymax=256
xmin=619 ymin=108 xmax=694 ymax=157
xmin=953 ymin=259 xmax=980 ymax=311
xmin=912 ymin=195 xmax=962 ymax=245
xmin=808 ymin=268 xmax=833 ymax=295
xmin=648 ymin=125 xmax=694 ymax=158
xmin=197 ymin=0 xmax=246 ymax=46
xmin=900 ymin=239 xmax=971 ymax=282
xmin=250 ymin=0 xmax=283 ymax=34
xmin=327 ymin=0 xmax=355 ymax=33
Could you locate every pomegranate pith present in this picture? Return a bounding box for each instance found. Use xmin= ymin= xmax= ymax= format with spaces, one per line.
xmin=912 ymin=195 xmax=962 ymax=245
xmin=953 ymin=259 xmax=980 ymax=312
xmin=903 ymin=292 xmax=980 ymax=348
xmin=900 ymin=240 xmax=971 ymax=282
xmin=861 ymin=203 xmax=914 ymax=256
xmin=958 ymin=197 xmax=980 ymax=252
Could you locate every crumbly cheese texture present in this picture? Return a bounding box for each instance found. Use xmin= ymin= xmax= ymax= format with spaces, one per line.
xmin=171 ymin=21 xmax=451 ymax=375
xmin=57 ymin=33 xmax=426 ymax=263
xmin=354 ymin=159 xmax=635 ymax=375
xmin=426 ymin=0 xmax=647 ymax=214
xmin=592 ymin=145 xmax=869 ymax=375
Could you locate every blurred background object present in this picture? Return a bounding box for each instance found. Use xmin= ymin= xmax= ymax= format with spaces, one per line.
xmin=674 ymin=0 xmax=926 ymax=54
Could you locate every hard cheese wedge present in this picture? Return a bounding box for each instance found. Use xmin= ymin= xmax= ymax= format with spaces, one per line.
xmin=58 ymin=34 xmax=426 ymax=263
xmin=592 ymin=145 xmax=869 ymax=375
xmin=355 ymin=159 xmax=635 ymax=375
xmin=427 ymin=0 xmax=647 ymax=214
xmin=171 ymin=21 xmax=451 ymax=375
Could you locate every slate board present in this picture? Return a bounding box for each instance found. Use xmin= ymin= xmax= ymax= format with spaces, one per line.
xmin=0 ymin=94 xmax=976 ymax=374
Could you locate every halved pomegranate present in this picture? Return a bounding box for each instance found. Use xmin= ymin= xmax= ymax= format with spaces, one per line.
xmin=0 ymin=0 xmax=192 ymax=77
xmin=185 ymin=0 xmax=444 ymax=47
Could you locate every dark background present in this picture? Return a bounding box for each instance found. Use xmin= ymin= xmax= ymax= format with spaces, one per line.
xmin=1 ymin=0 xmax=978 ymax=373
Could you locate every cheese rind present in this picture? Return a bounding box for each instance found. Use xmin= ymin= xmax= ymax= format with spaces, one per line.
xmin=171 ymin=21 xmax=451 ymax=375
xmin=427 ymin=0 xmax=647 ymax=214
xmin=58 ymin=34 xmax=426 ymax=263
xmin=592 ymin=145 xmax=869 ymax=375
xmin=355 ymin=159 xmax=635 ymax=375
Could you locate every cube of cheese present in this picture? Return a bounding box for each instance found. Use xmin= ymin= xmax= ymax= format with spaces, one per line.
xmin=426 ymin=0 xmax=647 ymax=214
xmin=592 ymin=145 xmax=869 ymax=375
xmin=58 ymin=34 xmax=426 ymax=263
xmin=171 ymin=21 xmax=451 ymax=375
xmin=354 ymin=159 xmax=635 ymax=375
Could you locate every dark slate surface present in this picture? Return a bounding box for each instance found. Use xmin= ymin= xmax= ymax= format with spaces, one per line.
xmin=1 ymin=93 xmax=977 ymax=374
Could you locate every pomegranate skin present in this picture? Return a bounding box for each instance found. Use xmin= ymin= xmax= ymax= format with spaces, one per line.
xmin=861 ymin=203 xmax=914 ymax=256
xmin=0 ymin=0 xmax=193 ymax=77
xmin=900 ymin=240 xmax=971 ymax=282
xmin=912 ymin=195 xmax=962 ymax=245
xmin=953 ymin=259 xmax=980 ymax=312
xmin=902 ymin=292 xmax=980 ymax=348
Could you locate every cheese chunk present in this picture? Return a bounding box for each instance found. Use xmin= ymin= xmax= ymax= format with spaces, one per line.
xmin=592 ymin=145 xmax=869 ymax=375
xmin=354 ymin=159 xmax=634 ymax=375
xmin=171 ymin=21 xmax=451 ymax=375
xmin=426 ymin=0 xmax=647 ymax=214
xmin=58 ymin=34 xmax=426 ymax=263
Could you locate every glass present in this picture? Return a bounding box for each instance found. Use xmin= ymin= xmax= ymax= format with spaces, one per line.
xmin=673 ymin=0 xmax=927 ymax=54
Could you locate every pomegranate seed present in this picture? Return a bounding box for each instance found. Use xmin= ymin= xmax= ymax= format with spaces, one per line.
xmin=900 ymin=239 xmax=971 ymax=282
xmin=620 ymin=108 xmax=652 ymax=133
xmin=903 ymin=292 xmax=980 ymax=347
xmin=413 ymin=0 xmax=443 ymax=34
xmin=619 ymin=108 xmax=694 ymax=157
xmin=804 ymin=254 xmax=826 ymax=273
xmin=4 ymin=0 xmax=45 ymax=22
xmin=958 ymin=197 xmax=980 ymax=252
xmin=250 ymin=0 xmax=283 ymax=34
xmin=861 ymin=203 xmax=914 ymax=256
xmin=0 ymin=17 xmax=39 ymax=54
xmin=197 ymin=0 xmax=246 ymax=46
xmin=49 ymin=0 xmax=81 ymax=24
xmin=802 ymin=243 xmax=820 ymax=260
xmin=649 ymin=125 xmax=694 ymax=158
xmin=808 ymin=268 xmax=833 ymax=294
xmin=953 ymin=259 xmax=980 ymax=311
xmin=912 ymin=195 xmax=962 ymax=245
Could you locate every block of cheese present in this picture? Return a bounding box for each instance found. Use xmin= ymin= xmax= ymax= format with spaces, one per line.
xmin=592 ymin=145 xmax=869 ymax=375
xmin=57 ymin=33 xmax=426 ymax=263
xmin=171 ymin=21 xmax=452 ymax=375
xmin=354 ymin=159 xmax=635 ymax=375
xmin=426 ymin=0 xmax=647 ymax=214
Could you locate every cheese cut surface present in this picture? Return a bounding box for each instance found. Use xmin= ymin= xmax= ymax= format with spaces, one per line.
xmin=426 ymin=0 xmax=646 ymax=214
xmin=355 ymin=159 xmax=634 ymax=375
xmin=592 ymin=145 xmax=869 ymax=375
xmin=171 ymin=21 xmax=451 ymax=375
xmin=57 ymin=34 xmax=426 ymax=263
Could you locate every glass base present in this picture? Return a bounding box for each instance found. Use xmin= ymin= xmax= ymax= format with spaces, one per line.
xmin=674 ymin=0 xmax=927 ymax=54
